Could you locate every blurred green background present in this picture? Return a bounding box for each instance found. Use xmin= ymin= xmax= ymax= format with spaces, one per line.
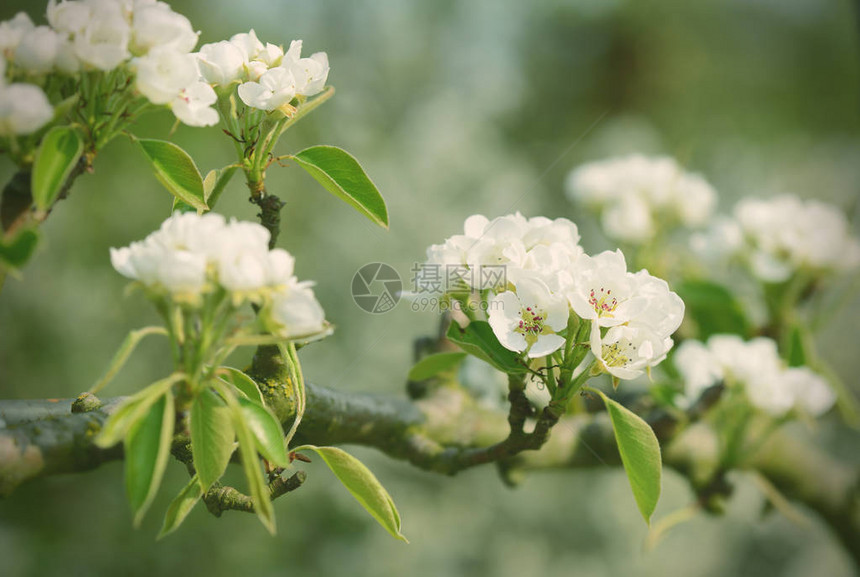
xmin=1 ymin=0 xmax=860 ymax=575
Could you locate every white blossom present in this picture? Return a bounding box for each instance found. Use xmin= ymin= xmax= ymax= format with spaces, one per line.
xmin=281 ymin=40 xmax=329 ymax=97
xmin=72 ymin=11 xmax=130 ymax=70
xmin=237 ymin=66 xmax=297 ymax=112
xmin=735 ymin=195 xmax=860 ymax=282
xmin=14 ymin=26 xmax=62 ymax=74
xmin=0 ymin=13 xmax=35 ymax=59
xmin=0 ymin=83 xmax=54 ymax=135
xmin=488 ymin=278 xmax=568 ymax=358
xmin=171 ymin=81 xmax=218 ymax=127
xmin=130 ymin=2 xmax=197 ymax=55
xmin=196 ymin=40 xmax=245 ymax=85
xmin=565 ymin=154 xmax=717 ymax=244
xmin=592 ymin=324 xmax=670 ymax=380
xmin=47 ymin=0 xmax=92 ymax=35
xmin=270 ymin=284 xmax=327 ymax=339
xmin=133 ymin=46 xmax=197 ymax=104
xmin=566 ymin=250 xmax=647 ymax=329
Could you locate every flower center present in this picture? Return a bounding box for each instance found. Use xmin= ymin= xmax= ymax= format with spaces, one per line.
xmin=589 ymin=287 xmax=618 ymax=317
xmin=602 ymin=340 xmax=636 ymax=368
xmin=516 ymin=306 xmax=549 ymax=343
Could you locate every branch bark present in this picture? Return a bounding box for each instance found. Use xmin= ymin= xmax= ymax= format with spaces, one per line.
xmin=0 ymin=382 xmax=857 ymax=563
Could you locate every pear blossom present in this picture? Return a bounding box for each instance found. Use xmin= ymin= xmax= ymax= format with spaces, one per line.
xmin=269 ymin=284 xmax=327 ymax=339
xmin=238 ymin=66 xmax=297 ymax=112
xmin=0 ymin=13 xmax=35 ymax=59
xmin=0 ymin=83 xmax=54 ymax=135
xmin=47 ymin=0 xmax=92 ymax=35
xmin=229 ymin=30 xmax=264 ymax=63
xmin=133 ymin=46 xmax=198 ymax=104
xmin=282 ymin=40 xmax=329 ymax=97
xmin=171 ymin=81 xmax=218 ymax=127
xmin=130 ymin=2 xmax=198 ymax=55
xmin=673 ymin=335 xmax=836 ymax=417
xmin=488 ymin=278 xmax=568 ymax=358
xmin=72 ymin=11 xmax=130 ymax=70
xmin=734 ymin=195 xmax=860 ymax=282
xmin=565 ymin=154 xmax=717 ymax=244
xmin=14 ymin=26 xmax=62 ymax=74
xmin=196 ymin=41 xmax=245 ymax=85
xmin=566 ymin=250 xmax=647 ymax=328
xmin=592 ymin=324 xmax=670 ymax=380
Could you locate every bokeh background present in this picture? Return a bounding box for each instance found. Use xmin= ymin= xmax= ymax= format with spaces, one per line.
xmin=1 ymin=0 xmax=859 ymax=575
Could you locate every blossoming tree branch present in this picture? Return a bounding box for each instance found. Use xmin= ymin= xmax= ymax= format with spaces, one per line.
xmin=1 ymin=0 xmax=859 ymax=561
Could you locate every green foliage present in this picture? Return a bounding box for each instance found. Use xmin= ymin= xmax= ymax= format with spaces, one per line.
xmin=291 ymin=145 xmax=388 ymax=229
xmin=0 ymin=228 xmax=39 ymax=270
xmin=136 ymin=138 xmax=207 ymax=212
xmin=296 ymin=445 xmax=407 ymax=542
xmin=191 ymin=389 xmax=235 ymax=491
xmin=93 ymin=374 xmax=182 ymax=448
xmin=158 ymin=475 xmax=204 ymax=540
xmin=590 ymin=388 xmax=662 ymax=524
xmin=203 ymin=165 xmax=239 ymax=209
xmin=31 ymin=126 xmax=83 ymax=212
xmin=675 ymin=280 xmax=751 ymax=339
xmin=125 ymin=391 xmax=175 ymax=527
xmin=219 ymin=367 xmax=265 ymax=405
xmin=214 ymin=381 xmax=276 ymax=534
xmin=408 ymin=351 xmax=467 ymax=381
xmin=446 ymin=321 xmax=528 ymax=374
xmin=237 ymin=396 xmax=289 ymax=468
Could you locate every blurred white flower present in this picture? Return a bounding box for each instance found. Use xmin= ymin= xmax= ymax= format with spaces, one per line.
xmin=72 ymin=11 xmax=130 ymax=70
xmin=565 ymin=154 xmax=717 ymax=244
xmin=0 ymin=13 xmax=35 ymax=59
xmin=130 ymin=2 xmax=197 ymax=55
xmin=270 ymin=284 xmax=327 ymax=339
xmin=735 ymin=195 xmax=860 ymax=282
xmin=238 ymin=66 xmax=296 ymax=112
xmin=171 ymin=81 xmax=218 ymax=127
xmin=673 ymin=334 xmax=835 ymax=418
xmin=47 ymin=0 xmax=92 ymax=35
xmin=196 ymin=40 xmax=245 ymax=85
xmin=229 ymin=30 xmax=264 ymax=63
xmin=488 ymin=277 xmax=568 ymax=358
xmin=133 ymin=46 xmax=198 ymax=104
xmin=0 ymin=83 xmax=54 ymax=135
xmin=14 ymin=26 xmax=62 ymax=74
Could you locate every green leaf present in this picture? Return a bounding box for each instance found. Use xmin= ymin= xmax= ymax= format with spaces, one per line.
xmin=446 ymin=321 xmax=528 ymax=374
xmin=125 ymin=390 xmax=175 ymax=527
xmin=31 ymin=126 xmax=84 ymax=211
xmin=190 ymin=389 xmax=235 ymax=491
xmin=591 ymin=388 xmax=662 ymax=524
xmin=157 ymin=475 xmax=203 ymax=540
xmin=136 ymin=138 xmax=207 ymax=211
xmin=296 ymin=445 xmax=407 ymax=542
xmin=238 ymin=396 xmax=288 ymax=467
xmin=0 ymin=228 xmax=39 ymax=270
xmin=218 ymin=367 xmax=264 ymax=406
xmin=291 ymin=145 xmax=388 ymax=229
xmin=408 ymin=352 xmax=467 ymax=381
xmin=94 ymin=373 xmax=183 ymax=448
xmin=203 ymin=165 xmax=239 ymax=208
xmin=213 ymin=381 xmax=275 ymax=534
xmin=675 ymin=280 xmax=750 ymax=339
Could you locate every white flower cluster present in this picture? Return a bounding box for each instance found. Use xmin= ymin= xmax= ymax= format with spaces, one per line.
xmin=195 ymin=31 xmax=329 ymax=113
xmin=565 ymin=154 xmax=717 ymax=244
xmin=110 ymin=212 xmax=326 ymax=339
xmin=0 ymin=1 xmax=218 ymax=130
xmin=731 ymin=195 xmax=860 ymax=283
xmin=674 ymin=335 xmax=836 ymax=417
xmin=425 ymin=213 xmax=684 ymax=379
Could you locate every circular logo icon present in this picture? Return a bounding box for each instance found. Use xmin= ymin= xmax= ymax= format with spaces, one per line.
xmin=351 ymin=263 xmax=402 ymax=314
